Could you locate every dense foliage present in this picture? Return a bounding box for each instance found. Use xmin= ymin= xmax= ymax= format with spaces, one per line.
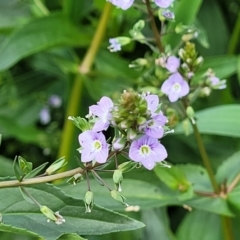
xmin=0 ymin=0 xmax=240 ymax=240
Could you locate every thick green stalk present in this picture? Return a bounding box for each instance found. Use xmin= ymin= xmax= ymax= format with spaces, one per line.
xmin=57 ymin=3 xmax=113 ymax=162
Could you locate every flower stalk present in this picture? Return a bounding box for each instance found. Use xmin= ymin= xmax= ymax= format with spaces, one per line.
xmin=57 ymin=2 xmax=113 ymax=163
xmin=145 ymin=0 xmax=164 ymax=52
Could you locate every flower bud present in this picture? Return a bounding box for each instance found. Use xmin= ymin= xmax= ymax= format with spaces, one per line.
xmin=110 ymin=190 xmax=128 ymax=207
xmin=182 ymin=119 xmax=191 ymax=136
xmin=40 ymin=206 xmax=65 ymax=225
xmin=186 ymin=106 xmax=195 ymax=124
xmin=67 ymin=173 xmax=84 ymax=185
xmin=113 ymin=169 xmax=123 ymax=192
xmin=127 ymin=128 xmax=137 ymax=140
xmin=18 ymin=156 xmax=32 ymax=175
xmin=118 ymin=161 xmax=138 ymax=173
xmin=137 ymin=116 xmax=146 ymax=125
xmin=112 ymin=137 xmax=127 ymax=151
xmin=45 ymin=157 xmax=66 ymax=175
xmin=200 ymin=87 xmax=211 ymax=97
xmin=85 ymin=191 xmax=94 ymax=213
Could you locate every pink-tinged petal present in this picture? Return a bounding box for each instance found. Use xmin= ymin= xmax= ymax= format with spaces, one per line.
xmin=109 ymin=0 xmax=134 ymax=10
xmin=168 ymin=92 xmax=180 ymax=102
xmin=154 ymin=0 xmax=173 ymax=8
xmin=152 ymin=144 xmax=168 ymax=162
xmin=89 ymin=105 xmax=105 ymax=118
xmin=180 ymin=81 xmax=190 ymax=97
xmin=92 ymin=119 xmax=110 ymax=132
xmin=95 ymin=148 xmax=109 ymax=163
xmin=165 ymin=56 xmax=180 ymax=73
xmin=81 ymin=148 xmax=96 ymax=162
xmin=141 ymin=158 xmax=155 ymax=170
xmin=145 ymin=95 xmax=159 ymax=113
xmin=161 ymin=79 xmax=172 ymax=94
xmin=146 ymin=127 xmax=164 ymax=138
xmin=98 ymin=96 xmax=113 ymax=109
xmin=79 ymin=131 xmax=94 ymax=147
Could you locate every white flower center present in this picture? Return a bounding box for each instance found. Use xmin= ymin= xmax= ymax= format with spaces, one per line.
xmin=139 ymin=144 xmax=151 ymax=158
xmin=172 ymin=82 xmax=181 ymax=93
xmin=92 ymin=140 xmax=102 ymax=152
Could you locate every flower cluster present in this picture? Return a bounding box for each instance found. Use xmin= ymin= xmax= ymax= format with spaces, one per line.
xmin=157 ymin=56 xmax=190 ymax=102
xmin=77 ymin=91 xmax=168 ymax=170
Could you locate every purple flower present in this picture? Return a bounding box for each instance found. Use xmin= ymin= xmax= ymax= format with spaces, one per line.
xmin=209 ymin=76 xmax=226 ymax=89
xmin=129 ymin=135 xmax=167 ymax=170
xmin=89 ymin=96 xmax=113 ymax=132
xmin=154 ymin=0 xmax=174 ymax=8
xmin=165 ymin=56 xmax=180 ymax=73
xmin=78 ymin=131 xmax=109 ymax=163
xmin=145 ymin=94 xmax=159 ymax=116
xmin=162 ymin=9 xmax=175 ymax=20
xmin=161 ymin=72 xmax=190 ymax=102
xmin=108 ymin=38 xmax=121 ymax=52
xmin=48 ymin=95 xmax=62 ymax=108
xmin=108 ymin=0 xmax=134 ymax=10
xmin=139 ymin=113 xmax=168 ymax=138
xmin=39 ymin=107 xmax=50 ymax=124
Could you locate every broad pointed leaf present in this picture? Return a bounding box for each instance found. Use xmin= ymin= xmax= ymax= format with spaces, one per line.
xmin=0 ymin=183 xmax=144 ymax=240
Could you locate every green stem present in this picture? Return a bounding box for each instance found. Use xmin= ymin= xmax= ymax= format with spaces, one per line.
xmin=145 ymin=0 xmax=164 ymax=53
xmin=57 ymin=2 xmax=113 ymax=162
xmin=191 ymin=123 xmax=219 ymax=193
xmin=222 ymin=217 xmax=234 ymax=240
xmin=0 ymin=167 xmax=83 ymax=188
xmin=228 ymin=10 xmax=240 ymax=54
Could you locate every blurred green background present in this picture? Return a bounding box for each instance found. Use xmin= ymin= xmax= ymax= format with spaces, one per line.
xmin=0 ymin=0 xmax=239 ymax=239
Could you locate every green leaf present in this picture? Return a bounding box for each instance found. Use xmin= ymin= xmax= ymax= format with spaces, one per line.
xmin=0 ymin=13 xmax=91 ymax=71
xmin=61 ymin=177 xmax=233 ymax=216
xmin=184 ymin=195 xmax=233 ymax=216
xmin=13 ymin=157 xmax=22 ymax=181
xmin=228 ymin=185 xmax=240 ymax=211
xmin=141 ymin=208 xmax=177 ymax=240
xmin=62 ymin=0 xmax=93 ymax=23
xmin=25 ymin=162 xmax=49 ymax=179
xmin=58 ymin=233 xmax=87 ymax=240
xmin=215 ymin=150 xmax=240 ymax=185
xmin=163 ymin=0 xmax=203 ymax=47
xmin=0 ymin=183 xmax=144 ymax=239
xmin=0 ymin=116 xmax=48 ymax=144
xmin=154 ymin=166 xmax=191 ymax=191
xmin=196 ymin=55 xmax=237 ymax=79
xmin=0 ymin=156 xmax=14 ymax=176
xmin=175 ymin=105 xmax=240 ymax=138
xmin=61 ymin=178 xmax=177 ymax=211
xmin=176 ymin=210 xmax=223 ymax=240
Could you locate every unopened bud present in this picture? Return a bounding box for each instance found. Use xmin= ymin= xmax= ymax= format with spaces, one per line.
xmin=112 ymin=137 xmax=126 ymax=151
xmin=113 ymin=170 xmax=123 ymax=192
xmin=110 ymin=190 xmax=128 ymax=207
xmin=127 ymin=128 xmax=137 ymax=140
xmin=137 ymin=117 xmax=146 ymax=125
xmin=67 ymin=173 xmax=84 ymax=185
xmin=186 ymin=106 xmax=195 ymax=124
xmin=40 ymin=206 xmax=65 ymax=225
xmin=85 ymin=191 xmax=94 ymax=213
xmin=118 ymin=161 xmax=138 ymax=173
xmin=45 ymin=157 xmax=66 ymax=175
